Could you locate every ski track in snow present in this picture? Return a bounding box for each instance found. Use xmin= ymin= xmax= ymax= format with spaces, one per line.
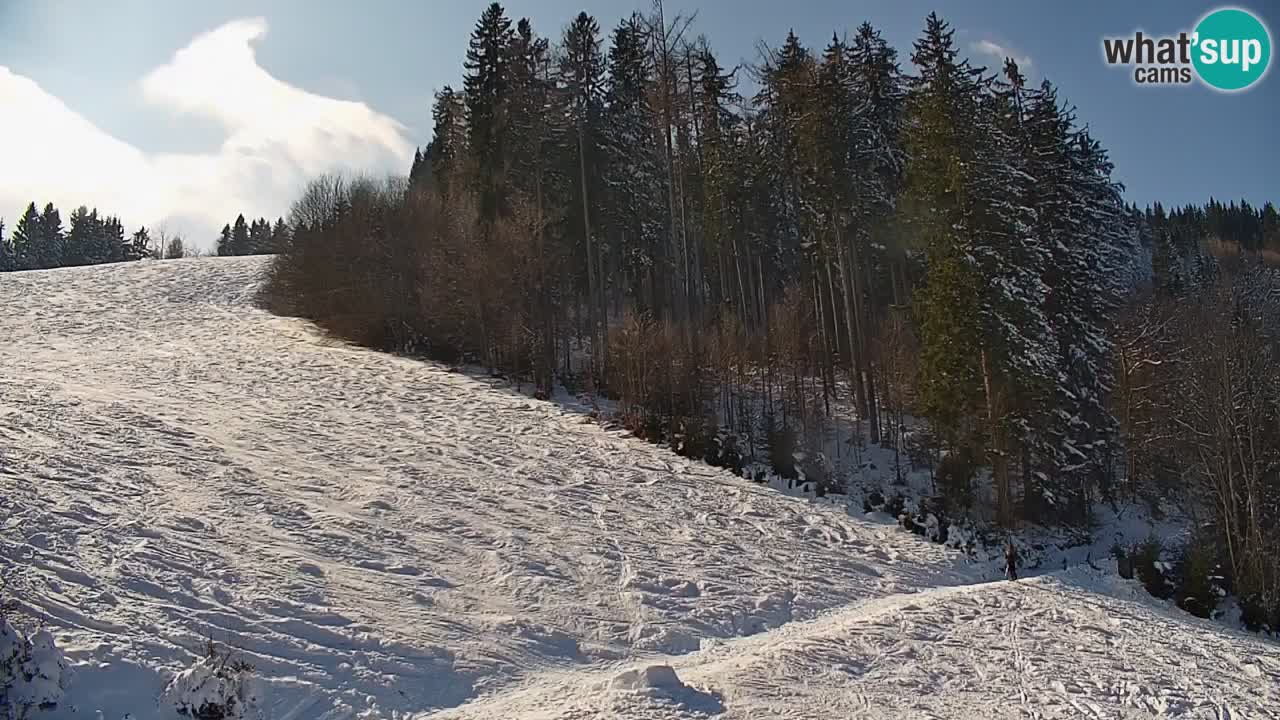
xmin=0 ymin=257 xmax=1274 ymax=719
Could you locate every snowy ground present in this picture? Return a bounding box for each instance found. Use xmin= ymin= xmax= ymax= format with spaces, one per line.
xmin=0 ymin=257 xmax=1275 ymax=719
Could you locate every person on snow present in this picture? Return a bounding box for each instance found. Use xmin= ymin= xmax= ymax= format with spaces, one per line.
xmin=1004 ymin=540 xmax=1019 ymax=581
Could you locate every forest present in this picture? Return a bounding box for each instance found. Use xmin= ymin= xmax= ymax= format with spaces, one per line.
xmin=255 ymin=3 xmax=1280 ymax=629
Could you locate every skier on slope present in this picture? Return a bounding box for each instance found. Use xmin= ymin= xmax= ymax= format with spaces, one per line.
xmin=1004 ymin=539 xmax=1019 ymax=581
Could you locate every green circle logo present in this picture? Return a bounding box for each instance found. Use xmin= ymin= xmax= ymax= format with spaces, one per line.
xmin=1192 ymin=8 xmax=1272 ymax=91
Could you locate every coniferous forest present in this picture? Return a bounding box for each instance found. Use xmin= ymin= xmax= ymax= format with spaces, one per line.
xmin=68 ymin=3 xmax=1270 ymax=630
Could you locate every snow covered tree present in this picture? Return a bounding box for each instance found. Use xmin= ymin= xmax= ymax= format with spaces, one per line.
xmin=603 ymin=14 xmax=664 ymax=315
xmin=904 ymin=14 xmax=1055 ymax=524
xmin=560 ymin=11 xmax=608 ymax=375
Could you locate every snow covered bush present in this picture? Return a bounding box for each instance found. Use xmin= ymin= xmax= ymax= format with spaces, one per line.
xmin=1173 ymin=538 xmax=1222 ymax=619
xmin=1131 ymin=536 xmax=1173 ymax=600
xmin=0 ymin=613 xmax=70 ymax=719
xmin=162 ymin=641 xmax=260 ymax=720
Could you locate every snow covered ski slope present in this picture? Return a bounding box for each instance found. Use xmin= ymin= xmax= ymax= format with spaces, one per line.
xmin=0 ymin=257 xmax=1275 ymax=719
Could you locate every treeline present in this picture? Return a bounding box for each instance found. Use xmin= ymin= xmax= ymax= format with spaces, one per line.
xmin=1115 ymin=250 xmax=1280 ymax=630
xmin=0 ymin=201 xmax=151 ymax=271
xmin=260 ymin=4 xmax=1278 ymax=626
xmin=266 ymin=3 xmax=1135 ymax=521
xmin=215 ymin=214 xmax=289 ymax=257
xmin=1155 ymin=198 xmax=1280 ymax=255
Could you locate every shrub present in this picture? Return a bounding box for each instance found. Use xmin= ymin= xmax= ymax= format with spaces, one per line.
xmin=163 ymin=640 xmax=259 ymax=720
xmin=766 ymin=423 xmax=799 ymax=480
xmin=1174 ymin=538 xmax=1221 ymax=619
xmin=1 ymin=613 xmax=70 ymax=718
xmin=1131 ymin=535 xmax=1173 ymax=600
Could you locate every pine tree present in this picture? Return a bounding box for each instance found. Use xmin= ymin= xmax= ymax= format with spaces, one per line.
xmin=101 ymin=215 xmax=126 ymax=263
xmin=248 ymin=218 xmax=271 ymax=254
xmin=128 ymin=227 xmax=152 ymax=261
xmin=754 ymin=31 xmax=814 ymax=296
xmin=427 ymin=87 xmax=467 ymax=195
xmin=37 ymin=203 xmax=64 ymax=269
xmin=408 ymin=147 xmax=427 ymax=188
xmin=464 ymin=2 xmax=515 ymax=219
xmin=11 ymin=203 xmax=41 ymax=271
xmin=64 ymin=206 xmax=96 ymax=266
xmin=560 ymin=11 xmax=608 ymax=374
xmin=270 ymin=217 xmax=291 ymax=253
xmin=603 ymin=14 xmax=664 ymax=314
xmin=904 ymin=14 xmax=1055 ymax=524
xmin=695 ymin=43 xmax=745 ymax=318
xmin=0 ymin=219 xmax=11 ymax=272
xmin=217 ymin=224 xmax=234 ymax=256
xmin=231 ymin=215 xmax=250 ymax=255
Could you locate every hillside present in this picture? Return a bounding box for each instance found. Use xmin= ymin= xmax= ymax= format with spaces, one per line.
xmin=0 ymin=257 xmax=1274 ymax=719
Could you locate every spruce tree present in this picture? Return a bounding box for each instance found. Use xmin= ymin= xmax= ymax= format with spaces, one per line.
xmin=231 ymin=215 xmax=250 ymax=255
xmin=904 ymin=13 xmax=1055 ymax=524
xmin=65 ymin=206 xmax=95 ymax=266
xmin=11 ymin=203 xmax=40 ymax=271
xmin=270 ymin=217 xmax=291 ymax=253
xmin=603 ymin=14 xmax=664 ymax=313
xmin=560 ymin=11 xmax=607 ymax=372
xmin=129 ymin=227 xmax=151 ymax=261
xmin=217 ymin=224 xmax=234 ymax=256
xmin=428 ymin=87 xmax=467 ymax=195
xmin=37 ymin=203 xmax=64 ymax=269
xmin=0 ymin=220 xmax=10 ymax=272
xmin=464 ymin=2 xmax=515 ymax=219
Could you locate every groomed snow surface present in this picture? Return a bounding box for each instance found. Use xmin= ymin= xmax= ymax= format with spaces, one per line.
xmin=0 ymin=257 xmax=1274 ymax=719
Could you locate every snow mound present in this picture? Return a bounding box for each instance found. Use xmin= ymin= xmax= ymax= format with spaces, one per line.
xmin=609 ymin=663 xmax=682 ymax=692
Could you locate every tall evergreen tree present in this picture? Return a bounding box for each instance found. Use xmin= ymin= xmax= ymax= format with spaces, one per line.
xmin=231 ymin=215 xmax=250 ymax=255
xmin=904 ymin=13 xmax=1055 ymax=524
xmin=0 ymin=220 xmax=11 ymax=272
xmin=129 ymin=227 xmax=152 ymax=261
xmin=603 ymin=14 xmax=664 ymax=314
xmin=270 ymin=217 xmax=291 ymax=252
xmin=560 ymin=11 xmax=608 ymax=373
xmin=464 ymin=3 xmax=515 ymax=219
xmin=37 ymin=203 xmax=64 ymax=270
xmin=217 ymin=224 xmax=234 ymax=256
xmin=427 ymin=86 xmax=467 ymax=195
xmin=64 ymin=206 xmax=96 ymax=266
xmin=11 ymin=203 xmax=41 ymax=271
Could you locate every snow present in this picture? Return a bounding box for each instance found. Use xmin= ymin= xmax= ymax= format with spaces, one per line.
xmin=0 ymin=256 xmax=1276 ymax=719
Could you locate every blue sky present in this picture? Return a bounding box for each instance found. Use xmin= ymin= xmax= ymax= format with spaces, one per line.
xmin=1 ymin=1 xmax=1275 ymax=245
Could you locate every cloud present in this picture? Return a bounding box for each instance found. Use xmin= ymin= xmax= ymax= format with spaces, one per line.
xmin=970 ymin=39 xmax=1034 ymax=73
xmin=0 ymin=18 xmax=412 ymax=248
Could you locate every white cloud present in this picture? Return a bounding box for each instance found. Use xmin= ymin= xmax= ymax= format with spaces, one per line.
xmin=0 ymin=18 xmax=412 ymax=248
xmin=970 ymin=39 xmax=1034 ymax=73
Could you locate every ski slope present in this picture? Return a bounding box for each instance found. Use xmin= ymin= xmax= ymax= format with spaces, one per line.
xmin=0 ymin=257 xmax=1274 ymax=719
